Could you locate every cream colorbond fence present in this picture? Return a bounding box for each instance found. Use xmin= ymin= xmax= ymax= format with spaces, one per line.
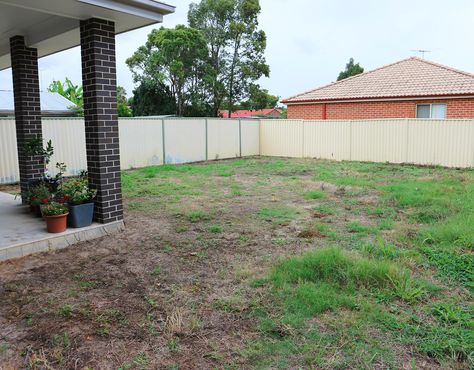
xmin=0 ymin=117 xmax=260 ymax=184
xmin=1 ymin=117 xmax=473 ymax=184
xmin=260 ymin=119 xmax=474 ymax=168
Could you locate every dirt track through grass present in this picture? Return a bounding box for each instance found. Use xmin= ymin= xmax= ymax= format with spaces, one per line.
xmin=0 ymin=157 xmax=472 ymax=369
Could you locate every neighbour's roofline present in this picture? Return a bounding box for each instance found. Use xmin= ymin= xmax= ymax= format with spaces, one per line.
xmin=285 ymin=93 xmax=474 ymax=105
xmin=282 ymin=57 xmax=474 ymax=104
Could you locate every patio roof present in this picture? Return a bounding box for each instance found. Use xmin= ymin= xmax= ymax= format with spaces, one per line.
xmin=0 ymin=0 xmax=175 ymax=70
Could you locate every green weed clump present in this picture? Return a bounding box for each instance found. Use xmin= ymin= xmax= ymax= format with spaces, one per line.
xmin=271 ymin=247 xmax=422 ymax=302
xmin=304 ymin=190 xmax=325 ymax=200
xmin=258 ymin=207 xmax=298 ymax=225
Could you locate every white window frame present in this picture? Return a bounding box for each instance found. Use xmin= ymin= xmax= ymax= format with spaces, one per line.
xmin=416 ymin=103 xmax=447 ymax=119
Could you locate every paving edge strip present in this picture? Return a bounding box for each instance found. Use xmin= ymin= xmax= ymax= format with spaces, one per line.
xmin=0 ymin=220 xmax=125 ymax=262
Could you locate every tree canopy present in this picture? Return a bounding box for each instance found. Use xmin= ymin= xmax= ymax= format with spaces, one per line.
xmin=337 ymin=58 xmax=364 ymax=81
xmin=129 ymin=81 xmax=176 ymax=117
xmin=238 ymin=85 xmax=279 ymax=110
xmin=126 ymin=25 xmax=209 ymax=116
xmin=189 ymin=0 xmax=270 ymax=117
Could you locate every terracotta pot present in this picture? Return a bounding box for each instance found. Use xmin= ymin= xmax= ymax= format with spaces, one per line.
xmin=45 ymin=213 xmax=69 ymax=233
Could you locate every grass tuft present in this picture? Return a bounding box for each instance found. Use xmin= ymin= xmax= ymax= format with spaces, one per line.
xmin=304 ymin=190 xmax=326 ymax=200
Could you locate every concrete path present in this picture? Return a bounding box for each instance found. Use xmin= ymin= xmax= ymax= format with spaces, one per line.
xmin=0 ymin=192 xmax=124 ymax=261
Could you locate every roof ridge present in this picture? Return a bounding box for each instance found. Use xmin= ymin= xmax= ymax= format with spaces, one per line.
xmin=282 ymin=57 xmax=416 ymax=103
xmin=413 ymin=57 xmax=474 ymax=79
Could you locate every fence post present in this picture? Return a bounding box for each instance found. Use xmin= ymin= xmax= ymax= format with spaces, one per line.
xmin=205 ymin=118 xmax=208 ymax=161
xmin=239 ymin=119 xmax=242 ymax=157
xmin=161 ymin=118 xmax=166 ymax=165
xmin=349 ymin=120 xmax=353 ymax=161
xmin=301 ymin=119 xmax=305 ymax=158
xmin=405 ymin=118 xmax=410 ymax=163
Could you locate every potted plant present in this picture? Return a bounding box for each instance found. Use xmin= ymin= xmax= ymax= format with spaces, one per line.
xmin=59 ymin=177 xmax=97 ymax=228
xmin=42 ymin=202 xmax=69 ymax=233
xmin=27 ymin=182 xmax=52 ymax=217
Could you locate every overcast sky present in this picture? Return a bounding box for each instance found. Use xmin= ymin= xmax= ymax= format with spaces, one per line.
xmin=1 ymin=0 xmax=473 ymax=102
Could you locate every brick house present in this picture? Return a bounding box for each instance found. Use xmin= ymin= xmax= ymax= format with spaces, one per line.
xmin=219 ymin=108 xmax=282 ymax=118
xmin=282 ymin=57 xmax=474 ymax=120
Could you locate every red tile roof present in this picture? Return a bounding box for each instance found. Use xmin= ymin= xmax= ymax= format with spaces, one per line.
xmin=283 ymin=57 xmax=474 ymax=104
xmin=219 ymin=108 xmax=282 ymax=118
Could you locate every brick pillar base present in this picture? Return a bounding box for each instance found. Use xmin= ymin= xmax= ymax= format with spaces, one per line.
xmin=80 ymin=18 xmax=123 ymax=223
xmin=10 ymin=36 xmax=44 ymax=200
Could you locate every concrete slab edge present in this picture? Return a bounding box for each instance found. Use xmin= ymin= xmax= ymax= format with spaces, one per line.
xmin=0 ymin=220 xmax=125 ymax=262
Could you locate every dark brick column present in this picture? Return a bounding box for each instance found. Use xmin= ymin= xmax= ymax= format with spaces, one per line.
xmin=80 ymin=18 xmax=123 ymax=223
xmin=10 ymin=36 xmax=44 ymax=201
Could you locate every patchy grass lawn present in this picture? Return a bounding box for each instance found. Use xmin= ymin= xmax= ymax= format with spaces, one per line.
xmin=0 ymin=157 xmax=473 ymax=369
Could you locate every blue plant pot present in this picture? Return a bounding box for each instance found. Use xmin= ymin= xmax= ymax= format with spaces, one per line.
xmin=67 ymin=202 xmax=94 ymax=228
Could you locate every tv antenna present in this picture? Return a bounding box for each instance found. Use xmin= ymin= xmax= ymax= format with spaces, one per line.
xmin=411 ymin=49 xmax=431 ymax=59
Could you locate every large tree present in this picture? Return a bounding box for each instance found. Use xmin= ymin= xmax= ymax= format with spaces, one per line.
xmin=126 ymin=25 xmax=209 ymax=116
xmin=188 ymin=0 xmax=269 ymax=117
xmin=337 ymin=58 xmax=364 ymax=81
xmin=239 ymin=84 xmax=279 ymax=110
xmin=129 ymin=81 xmax=176 ymax=117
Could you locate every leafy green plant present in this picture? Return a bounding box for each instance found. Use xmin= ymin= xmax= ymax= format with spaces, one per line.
xmin=24 ymin=139 xmax=54 ymax=165
xmin=59 ymin=177 xmax=96 ymax=205
xmin=41 ymin=202 xmax=69 ymax=217
xmin=27 ymin=182 xmax=52 ymax=206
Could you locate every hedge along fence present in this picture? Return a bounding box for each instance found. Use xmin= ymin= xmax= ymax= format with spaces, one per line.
xmin=1 ymin=117 xmax=474 ymax=184
xmin=0 ymin=117 xmax=260 ymax=184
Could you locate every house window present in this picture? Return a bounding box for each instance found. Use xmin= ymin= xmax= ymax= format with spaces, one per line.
xmin=416 ymin=104 xmax=447 ymax=119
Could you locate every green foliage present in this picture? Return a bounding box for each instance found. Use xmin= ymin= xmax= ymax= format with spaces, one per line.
xmin=127 ymin=25 xmax=209 ymax=116
xmin=27 ymin=182 xmax=52 ymax=206
xmin=41 ymin=202 xmax=69 ymax=216
xmin=209 ymin=224 xmax=223 ymax=233
xmin=58 ymin=177 xmax=96 ymax=205
xmin=24 ymin=139 xmax=54 ymax=165
xmin=48 ymin=78 xmax=83 ymax=113
xmin=117 ymin=86 xmax=133 ymax=117
xmin=337 ymin=57 xmax=364 ymax=81
xmin=304 ymin=190 xmax=325 ymax=200
xmin=58 ymin=304 xmax=75 ymax=317
xmin=258 ymin=207 xmax=298 ymax=224
xmin=238 ymin=84 xmax=279 ymax=111
xmin=271 ymin=247 xmax=415 ymax=297
xmin=187 ymin=210 xmax=209 ymax=223
xmin=189 ymin=0 xmax=270 ymax=116
xmin=129 ymin=80 xmax=176 ymax=117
